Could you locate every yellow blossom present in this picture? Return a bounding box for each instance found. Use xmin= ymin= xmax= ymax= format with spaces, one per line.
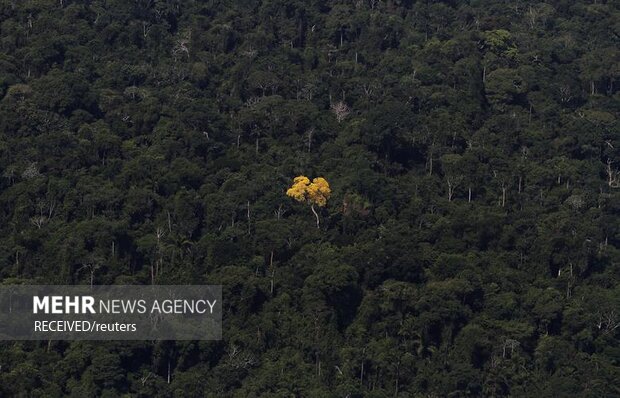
xmin=286 ymin=175 xmax=331 ymax=207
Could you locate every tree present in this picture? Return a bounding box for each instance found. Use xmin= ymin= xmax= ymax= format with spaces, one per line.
xmin=286 ymin=176 xmax=331 ymax=228
xmin=441 ymin=154 xmax=465 ymax=202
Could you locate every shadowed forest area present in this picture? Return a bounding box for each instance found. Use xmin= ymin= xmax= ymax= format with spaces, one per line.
xmin=0 ymin=0 xmax=619 ymax=396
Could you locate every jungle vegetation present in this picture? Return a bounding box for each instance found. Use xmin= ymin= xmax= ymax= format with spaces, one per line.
xmin=0 ymin=0 xmax=619 ymax=396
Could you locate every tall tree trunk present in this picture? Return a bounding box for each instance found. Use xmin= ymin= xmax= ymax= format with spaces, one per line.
xmin=247 ymin=201 xmax=251 ymax=235
xmin=311 ymin=204 xmax=320 ymax=228
xmin=428 ymin=151 xmax=433 ymax=175
xmin=360 ymin=360 xmax=364 ymax=385
xmin=269 ymin=250 xmax=274 ymax=294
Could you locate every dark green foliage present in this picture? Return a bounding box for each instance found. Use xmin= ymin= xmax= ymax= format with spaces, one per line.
xmin=0 ymin=0 xmax=619 ymax=396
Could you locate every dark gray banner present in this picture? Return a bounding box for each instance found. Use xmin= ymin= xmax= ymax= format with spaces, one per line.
xmin=0 ymin=285 xmax=222 ymax=340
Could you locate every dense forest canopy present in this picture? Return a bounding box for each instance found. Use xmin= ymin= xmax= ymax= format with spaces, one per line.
xmin=0 ymin=0 xmax=619 ymax=396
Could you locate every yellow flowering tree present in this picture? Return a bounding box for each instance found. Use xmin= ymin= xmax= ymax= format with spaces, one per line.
xmin=286 ymin=176 xmax=331 ymax=228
